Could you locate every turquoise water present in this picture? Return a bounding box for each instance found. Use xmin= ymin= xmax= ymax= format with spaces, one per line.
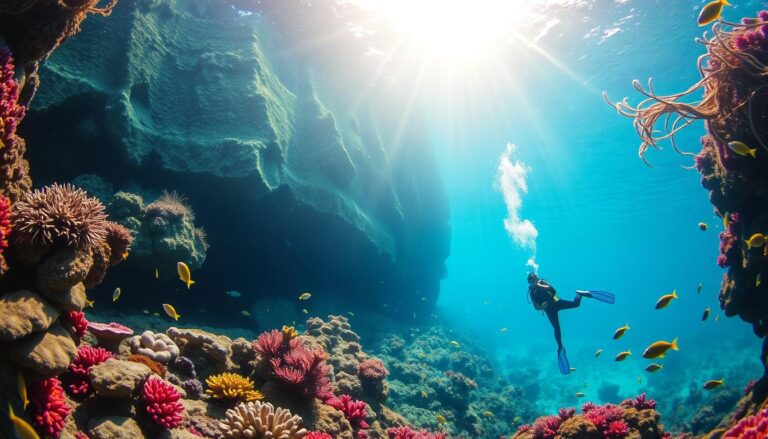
xmin=435 ymin=0 xmax=764 ymax=415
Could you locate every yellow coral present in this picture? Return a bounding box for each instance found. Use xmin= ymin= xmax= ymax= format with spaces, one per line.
xmin=282 ymin=325 xmax=298 ymax=342
xmin=205 ymin=373 xmax=263 ymax=402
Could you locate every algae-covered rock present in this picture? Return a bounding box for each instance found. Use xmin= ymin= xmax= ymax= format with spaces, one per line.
xmin=89 ymin=359 xmax=152 ymax=398
xmin=0 ymin=290 xmax=58 ymax=342
xmin=9 ymin=322 xmax=77 ymax=376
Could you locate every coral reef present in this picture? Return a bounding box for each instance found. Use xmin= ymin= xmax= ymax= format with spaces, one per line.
xmin=142 ymin=375 xmax=185 ymax=429
xmin=64 ymin=345 xmax=112 ymax=396
xmin=218 ymin=401 xmax=307 ymax=439
xmin=28 ymin=377 xmax=71 ymax=438
xmin=725 ymin=406 xmax=768 ymax=437
xmin=205 ymin=372 xmax=263 ymax=402
xmin=0 ymin=48 xmax=30 ymax=203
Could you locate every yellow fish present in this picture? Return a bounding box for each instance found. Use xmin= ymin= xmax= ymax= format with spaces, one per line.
xmin=746 ymin=233 xmax=767 ymax=249
xmin=8 ymin=403 xmax=39 ymax=439
xmin=655 ymin=290 xmax=678 ymax=310
xmin=121 ymin=251 xmax=129 ymax=260
xmin=697 ymin=283 xmax=703 ymax=293
xmin=142 ymin=309 xmax=150 ymax=315
xmin=727 ymin=141 xmax=757 ymax=158
xmin=17 ymin=372 xmax=28 ymax=409
xmin=163 ymin=303 xmax=181 ymax=321
xmin=112 ymin=287 xmax=121 ymax=302
xmin=84 ymin=298 xmax=94 ymax=309
xmin=302 ymin=308 xmax=309 ymax=314
xmin=698 ymin=0 xmax=730 ymax=26
xmin=758 ymin=273 xmax=763 ymax=287
xmin=513 ymin=416 xmax=522 ymax=424
xmin=723 ymin=211 xmax=730 ymax=229
xmin=177 ymin=261 xmax=195 ymax=289
xmin=483 ymin=411 xmax=494 ymax=418
xmin=595 ymin=349 xmax=603 ymax=357
xmin=155 ymin=268 xmax=159 ymax=279
xmin=645 ymin=363 xmax=663 ymax=373
xmin=436 ymin=414 xmax=447 ymax=424
xmin=615 ymin=350 xmax=632 ymax=361
xmin=152 ymin=312 xmax=160 ymax=317
xmin=450 ymin=340 xmax=461 ymax=348
xmin=703 ymin=378 xmax=724 ymax=390
xmin=298 ymin=292 xmax=312 ymax=301
xmin=698 ymin=222 xmax=708 ymax=231
xmin=421 ymin=390 xmax=428 ymax=398
xmin=642 ymin=338 xmax=678 ymax=359
xmin=241 ymin=310 xmax=251 ymax=317
xmin=613 ymin=324 xmax=630 ymax=340
xmin=575 ymin=392 xmax=585 ymax=397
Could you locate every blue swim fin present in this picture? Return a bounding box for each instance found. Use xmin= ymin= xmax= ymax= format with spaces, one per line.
xmin=558 ymin=347 xmax=570 ymax=375
xmin=576 ymin=290 xmax=615 ymax=304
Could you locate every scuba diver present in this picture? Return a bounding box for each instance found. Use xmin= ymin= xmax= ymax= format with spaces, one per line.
xmin=527 ymin=272 xmax=615 ymax=375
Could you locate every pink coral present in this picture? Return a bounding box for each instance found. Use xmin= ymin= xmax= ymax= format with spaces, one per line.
xmin=725 ymin=407 xmax=768 ymax=438
xmin=358 ymin=358 xmax=389 ymax=381
xmin=29 ymin=377 xmax=71 ymax=439
xmin=532 ymin=415 xmax=562 ymax=439
xmin=142 ymin=376 xmax=184 ymax=429
xmin=306 ymin=433 xmax=334 ymax=439
xmin=622 ymin=393 xmax=656 ymax=410
xmin=387 ymin=427 xmax=447 ymax=439
xmin=603 ymin=420 xmax=630 ymax=439
xmin=325 ymin=394 xmax=369 ymax=430
xmin=86 ymin=321 xmax=133 ymax=351
xmin=254 ymin=329 xmax=333 ymax=400
xmin=63 ymin=310 xmax=88 ymax=338
xmin=65 ymin=345 xmax=112 ymax=396
xmin=0 ymin=48 xmax=25 ymax=150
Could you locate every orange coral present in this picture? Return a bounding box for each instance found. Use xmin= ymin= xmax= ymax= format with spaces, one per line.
xmin=126 ymin=354 xmax=166 ymax=378
xmin=205 ymin=372 xmax=263 ymax=402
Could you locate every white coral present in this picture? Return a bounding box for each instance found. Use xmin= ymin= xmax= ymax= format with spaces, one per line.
xmin=219 ymin=401 xmax=307 ymax=439
xmin=128 ymin=330 xmax=179 ymax=363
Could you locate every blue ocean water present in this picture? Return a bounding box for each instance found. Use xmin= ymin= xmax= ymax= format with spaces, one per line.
xmin=434 ymin=0 xmax=764 ymax=415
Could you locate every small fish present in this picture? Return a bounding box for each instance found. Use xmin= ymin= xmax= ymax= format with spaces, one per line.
xmin=699 ymin=222 xmax=708 ymax=231
xmin=746 ymin=233 xmax=767 ymax=249
xmin=177 ymin=261 xmax=195 ymax=289
xmin=112 ymin=287 xmax=121 ymax=302
xmin=421 ymin=390 xmax=428 ymax=398
xmin=121 ymin=251 xmax=129 ymax=260
xmin=17 ymin=372 xmax=28 ymax=409
xmin=8 ymin=403 xmax=40 ymax=439
xmin=615 ymin=350 xmax=632 ymax=361
xmin=225 ymin=290 xmax=241 ymax=298
xmin=347 ymin=311 xmax=355 ymax=317
xmin=142 ymin=309 xmax=150 ymax=315
xmin=723 ymin=212 xmax=730 ymax=230
xmin=302 ymin=308 xmax=309 ymax=314
xmin=483 ymin=411 xmax=494 ymax=418
xmin=697 ymin=283 xmax=703 ymax=293
xmin=758 ymin=273 xmax=763 ymax=287
xmin=450 ymin=340 xmax=461 ymax=348
xmin=637 ymin=376 xmax=642 ymax=384
xmin=570 ymin=367 xmax=577 ymax=372
xmin=155 ymin=268 xmax=159 ymax=279
xmin=727 ymin=141 xmax=757 ymax=158
xmin=241 ymin=310 xmax=251 ymax=317
xmin=298 ymin=292 xmax=312 ymax=301
xmin=418 ymin=353 xmax=428 ymax=359
xmin=715 ymin=315 xmax=720 ymax=323
xmin=420 ymin=296 xmax=426 ymax=301
xmin=703 ymin=378 xmax=725 ymax=390
xmin=698 ymin=0 xmax=731 ymax=26
xmin=436 ymin=414 xmax=447 ymax=424
xmin=643 ymin=338 xmax=679 ymax=359
xmin=595 ymin=349 xmax=604 ymax=357
xmin=702 ymin=307 xmax=711 ymax=321
xmin=613 ymin=324 xmax=630 ymax=340
xmin=655 ymin=290 xmax=678 ymax=310
xmin=645 ymin=363 xmax=663 ymax=373
xmin=152 ymin=312 xmax=160 ymax=317
xmin=162 ymin=303 xmax=181 ymax=321
xmin=575 ymin=392 xmax=585 ymax=398
xmin=499 ymin=328 xmax=508 ymax=333
xmin=84 ymin=298 xmax=94 ymax=309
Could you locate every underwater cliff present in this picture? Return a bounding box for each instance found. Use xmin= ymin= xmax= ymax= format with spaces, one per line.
xmin=21 ymin=0 xmax=450 ymax=317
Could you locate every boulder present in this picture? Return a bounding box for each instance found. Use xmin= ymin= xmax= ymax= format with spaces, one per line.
xmin=9 ymin=322 xmax=77 ymax=376
xmin=87 ymin=416 xmax=145 ymax=439
xmin=0 ymin=290 xmax=59 ymax=342
xmin=89 ymin=359 xmax=151 ymax=398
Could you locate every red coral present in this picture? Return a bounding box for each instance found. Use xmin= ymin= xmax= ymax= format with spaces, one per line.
xmin=75 ymin=433 xmax=89 ymax=439
xmin=386 ymin=427 xmax=447 ymax=439
xmin=532 ymin=415 xmax=562 ymax=439
xmin=326 ymin=394 xmax=369 ymax=430
xmin=725 ymin=407 xmax=768 ymax=438
xmin=306 ymin=433 xmax=334 ymax=439
xmin=65 ymin=345 xmax=112 ymax=396
xmin=358 ymin=358 xmax=389 ymax=381
xmin=254 ymin=329 xmax=333 ymax=400
xmin=603 ymin=420 xmax=630 ymax=439
xmin=558 ymin=407 xmax=576 ymax=420
xmin=29 ymin=377 xmax=71 ymax=439
xmin=584 ymin=404 xmax=625 ymax=435
xmin=0 ymin=48 xmax=25 ymax=150
xmin=622 ymin=393 xmax=656 ymax=410
xmin=142 ymin=376 xmax=184 ymax=429
xmin=63 ymin=310 xmax=88 ymax=338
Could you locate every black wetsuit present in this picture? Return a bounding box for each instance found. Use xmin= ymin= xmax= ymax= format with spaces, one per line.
xmin=529 ymin=281 xmax=582 ymax=350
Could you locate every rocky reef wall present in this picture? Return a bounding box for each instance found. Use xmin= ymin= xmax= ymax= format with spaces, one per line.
xmin=22 ymin=0 xmax=450 ymax=316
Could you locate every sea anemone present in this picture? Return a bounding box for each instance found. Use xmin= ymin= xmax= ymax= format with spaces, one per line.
xmin=104 ymin=221 xmax=132 ymax=265
xmin=218 ymin=401 xmax=307 ymax=438
xmin=29 ymin=377 xmax=71 ymax=439
xmin=12 ymin=183 xmax=108 ymax=256
xmin=65 ymin=345 xmax=112 ymax=396
xmin=146 ymin=190 xmax=194 ymax=221
xmin=126 ymin=354 xmax=167 ymax=378
xmin=205 ymin=372 xmax=263 ymax=402
xmin=142 ymin=376 xmax=184 ymax=429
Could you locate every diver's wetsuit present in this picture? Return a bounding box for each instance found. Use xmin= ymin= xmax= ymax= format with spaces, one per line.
xmin=529 ymin=281 xmax=582 ymax=349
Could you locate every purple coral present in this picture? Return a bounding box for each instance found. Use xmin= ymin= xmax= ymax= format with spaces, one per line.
xmin=172 ymin=355 xmax=196 ymax=378
xmin=181 ymin=379 xmax=203 ymax=400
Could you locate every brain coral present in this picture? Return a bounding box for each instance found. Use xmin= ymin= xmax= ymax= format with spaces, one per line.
xmin=205 ymin=372 xmax=263 ymax=402
xmin=128 ymin=330 xmax=179 ymax=363
xmin=218 ymin=401 xmax=308 ymax=439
